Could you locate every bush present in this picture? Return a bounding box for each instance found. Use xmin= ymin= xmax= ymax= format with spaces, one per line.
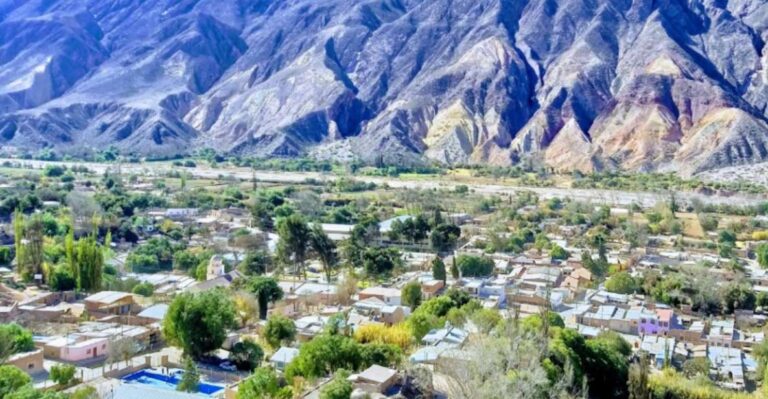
xmin=131 ymin=282 xmax=154 ymax=297
xmin=49 ymin=364 xmax=76 ymax=386
xmin=263 ymin=316 xmax=296 ymax=349
xmin=320 ymin=370 xmax=353 ymax=399
xmin=228 ymin=340 xmax=264 ymax=371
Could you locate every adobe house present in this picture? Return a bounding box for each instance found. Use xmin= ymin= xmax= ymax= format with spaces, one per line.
xmin=84 ymin=291 xmax=138 ymax=318
xmin=7 ymin=349 xmax=44 ymax=375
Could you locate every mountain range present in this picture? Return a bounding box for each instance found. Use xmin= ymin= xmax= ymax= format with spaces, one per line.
xmin=0 ymin=0 xmax=766 ymax=174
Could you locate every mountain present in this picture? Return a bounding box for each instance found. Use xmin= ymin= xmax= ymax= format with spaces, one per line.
xmin=0 ymin=0 xmax=766 ymax=174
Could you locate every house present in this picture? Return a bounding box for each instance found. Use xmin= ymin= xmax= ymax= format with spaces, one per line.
xmin=206 ymin=255 xmax=226 ymax=280
xmin=351 ymin=365 xmax=399 ymax=394
xmin=708 ymin=346 xmax=746 ymax=389
xmin=136 ymin=304 xmax=169 ymax=325
xmin=41 ymin=336 xmax=109 ymax=362
xmin=352 ymin=297 xmax=408 ymax=326
xmin=422 ymin=326 xmax=469 ymax=347
xmin=359 ymin=287 xmax=401 ymax=306
xmin=640 ymin=336 xmax=677 ymax=368
xmin=379 ymin=216 xmax=413 ymax=234
xmin=164 ymin=208 xmax=199 ymax=220
xmin=582 ymin=305 xmax=636 ymax=334
xmin=708 ymin=319 xmax=735 ymax=348
xmin=188 ymin=270 xmax=243 ymax=293
xmin=270 ymin=347 xmax=299 ymax=371
xmin=421 ymin=280 xmax=444 ymax=299
xmin=7 ymin=349 xmax=44 ymax=375
xmin=294 ymin=315 xmax=329 ymax=340
xmin=84 ymin=291 xmax=138 ymax=317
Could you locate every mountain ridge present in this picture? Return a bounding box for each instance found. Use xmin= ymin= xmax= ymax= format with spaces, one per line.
xmin=0 ymin=0 xmax=766 ymax=175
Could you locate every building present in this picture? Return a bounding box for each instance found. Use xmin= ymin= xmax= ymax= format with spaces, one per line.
xmin=84 ymin=291 xmax=138 ymax=317
xmin=359 ymin=287 xmax=402 ymax=306
xmin=206 ymin=255 xmax=226 ymax=280
xmin=7 ymin=350 xmax=44 ymax=375
xmin=42 ymin=336 xmax=109 ymax=362
xmin=352 ymin=364 xmax=399 ymax=394
xmin=270 ymin=347 xmax=299 ymax=371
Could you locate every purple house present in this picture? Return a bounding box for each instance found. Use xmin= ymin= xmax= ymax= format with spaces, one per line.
xmin=639 ymin=308 xmax=676 ymax=336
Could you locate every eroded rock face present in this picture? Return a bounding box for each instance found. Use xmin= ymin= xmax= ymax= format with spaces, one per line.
xmin=0 ymin=0 xmax=766 ymax=174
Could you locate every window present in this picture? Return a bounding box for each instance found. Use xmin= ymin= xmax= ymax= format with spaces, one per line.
xmin=28 ymin=364 xmax=33 ymax=369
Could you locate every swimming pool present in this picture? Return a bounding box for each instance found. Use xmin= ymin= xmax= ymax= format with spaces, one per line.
xmin=122 ymin=369 xmax=224 ymax=396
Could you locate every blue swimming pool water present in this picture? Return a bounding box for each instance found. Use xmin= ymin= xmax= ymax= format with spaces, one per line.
xmin=122 ymin=370 xmax=224 ymax=396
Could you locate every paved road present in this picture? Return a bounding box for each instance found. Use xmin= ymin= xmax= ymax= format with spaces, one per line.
xmin=3 ymin=158 xmax=765 ymax=208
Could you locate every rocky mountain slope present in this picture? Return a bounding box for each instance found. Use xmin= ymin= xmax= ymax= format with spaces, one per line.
xmin=0 ymin=0 xmax=766 ymax=174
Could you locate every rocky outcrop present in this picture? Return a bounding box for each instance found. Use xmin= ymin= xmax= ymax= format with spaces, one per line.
xmin=0 ymin=0 xmax=766 ymax=174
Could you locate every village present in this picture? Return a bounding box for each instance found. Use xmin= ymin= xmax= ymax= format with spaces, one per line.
xmin=0 ymin=157 xmax=767 ymax=399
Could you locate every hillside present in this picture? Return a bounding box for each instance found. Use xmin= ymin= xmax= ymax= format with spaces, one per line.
xmin=0 ymin=0 xmax=766 ymax=174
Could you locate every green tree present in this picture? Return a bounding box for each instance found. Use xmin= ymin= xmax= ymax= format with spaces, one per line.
xmin=0 ymin=365 xmax=31 ymax=397
xmin=681 ymin=357 xmax=710 ymax=378
xmin=0 ymin=323 xmax=35 ymax=361
xmin=49 ymin=364 xmax=76 ymax=386
xmin=49 ymin=266 xmax=76 ymax=291
xmin=309 ymin=224 xmax=338 ymax=283
xmin=362 ymin=247 xmax=402 ymax=278
xmin=431 ymin=257 xmax=446 ymax=283
xmin=450 ymin=256 xmax=459 ymax=279
xmin=131 ymin=282 xmax=154 ymax=297
xmin=237 ymin=367 xmax=288 ymax=399
xmin=228 ymin=340 xmax=264 ymax=371
xmin=263 ymin=315 xmax=296 ymax=348
xmin=628 ymin=354 xmax=650 ymax=399
xmin=549 ymin=244 xmax=569 ymax=260
xmin=177 ymin=357 xmax=200 ymax=393
xmin=756 ymin=243 xmax=768 ymax=269
xmin=286 ymin=335 xmax=362 ymax=379
xmin=430 ymin=224 xmax=461 ymax=252
xmin=605 ymin=272 xmax=638 ymax=294
xmin=456 ymin=255 xmax=494 ymax=277
xmin=248 ymin=277 xmax=284 ymax=320
xmin=237 ymin=250 xmax=272 ymax=276
xmin=163 ymin=290 xmax=237 ymax=359
xmin=74 ymin=235 xmax=104 ymax=291
xmin=320 ymin=370 xmax=353 ymax=399
xmin=0 ymin=247 xmax=11 ymax=266
xmin=402 ymin=281 xmax=422 ymax=309
xmin=276 ymin=214 xmax=311 ymax=278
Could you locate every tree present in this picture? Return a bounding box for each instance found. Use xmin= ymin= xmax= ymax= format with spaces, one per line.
xmin=456 ymin=255 xmax=494 ymax=277
xmin=0 ymin=365 xmax=31 ymax=397
xmin=238 ymin=250 xmax=272 ymax=276
xmin=248 ymin=277 xmax=284 ymax=320
xmin=286 ymin=335 xmax=362 ymax=379
xmin=402 ymin=281 xmax=423 ymax=309
xmin=549 ymin=244 xmax=569 ymax=261
xmin=0 ymin=324 xmax=35 ymax=362
xmin=177 ymin=357 xmax=200 ymax=393
xmin=229 ymin=340 xmax=264 ymax=371
xmin=108 ymin=338 xmax=139 ymax=369
xmin=131 ymin=282 xmax=154 ymax=297
xmin=276 ymin=214 xmax=311 ymax=278
xmin=163 ymin=290 xmax=237 ymax=359
xmin=450 ymin=256 xmax=459 ymax=279
xmin=49 ymin=364 xmax=76 ymax=386
xmin=362 ymin=247 xmax=402 ymax=278
xmin=757 ymin=243 xmax=768 ymax=269
xmin=605 ymin=272 xmax=638 ymax=294
xmin=627 ymin=354 xmax=650 ymax=399
xmin=681 ymin=357 xmax=710 ymax=378
xmin=430 ymin=224 xmax=461 ymax=252
xmin=0 ymin=247 xmax=10 ymax=266
xmin=309 ymin=225 xmax=338 ymax=283
xmin=237 ymin=367 xmax=287 ymax=399
xmin=320 ymin=370 xmax=353 ymax=399
xmin=14 ymin=212 xmax=44 ymax=282
xmin=263 ymin=316 xmax=296 ymax=348
xmin=73 ymin=235 xmax=104 ymax=291
xmin=432 ymin=257 xmax=446 ymax=283
xmin=49 ymin=266 xmax=76 ymax=292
